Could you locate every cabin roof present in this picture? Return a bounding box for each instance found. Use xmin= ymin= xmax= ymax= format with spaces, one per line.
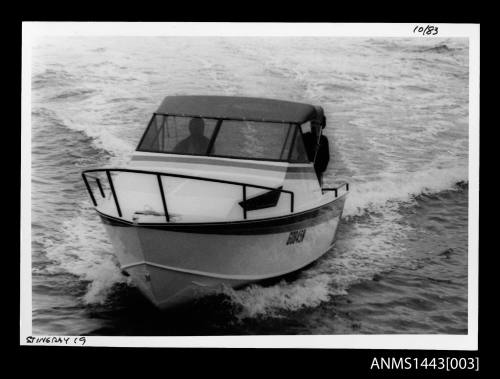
xmin=156 ymin=95 xmax=323 ymax=124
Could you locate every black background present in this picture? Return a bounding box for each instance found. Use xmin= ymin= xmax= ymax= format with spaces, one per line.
xmin=10 ymin=5 xmax=486 ymax=377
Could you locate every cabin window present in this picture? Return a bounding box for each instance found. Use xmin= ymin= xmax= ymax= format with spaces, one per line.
xmin=137 ymin=114 xmax=309 ymax=162
xmin=208 ymin=121 xmax=293 ymax=160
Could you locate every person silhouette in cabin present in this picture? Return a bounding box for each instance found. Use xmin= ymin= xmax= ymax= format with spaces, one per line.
xmin=302 ymin=116 xmax=330 ymax=186
xmin=174 ymin=117 xmax=211 ymax=155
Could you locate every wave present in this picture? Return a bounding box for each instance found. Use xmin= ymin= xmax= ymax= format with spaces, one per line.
xmin=195 ymin=59 xmax=243 ymax=96
xmin=32 ymin=69 xmax=76 ymax=89
xmin=34 ymin=109 xmax=135 ymax=163
xmin=69 ymin=128 xmax=135 ymax=163
xmin=343 ymin=164 xmax=468 ymax=217
xmin=400 ymin=85 xmax=434 ymax=93
xmin=32 ymin=106 xmax=132 ymax=164
xmin=223 ymin=274 xmax=335 ymax=319
xmin=42 ymin=207 xmax=127 ymax=305
xmin=316 ymin=83 xmax=358 ymax=93
xmin=406 ymin=42 xmax=467 ymax=55
xmin=419 ymin=44 xmax=453 ymax=53
xmin=50 ymin=88 xmax=97 ymax=101
xmin=109 ymin=96 xmax=150 ymax=103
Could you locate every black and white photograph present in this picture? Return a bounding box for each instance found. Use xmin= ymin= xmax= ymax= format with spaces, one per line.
xmin=21 ymin=23 xmax=479 ymax=349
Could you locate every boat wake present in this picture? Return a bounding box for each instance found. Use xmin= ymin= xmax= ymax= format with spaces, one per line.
xmin=343 ymin=163 xmax=468 ymax=217
xmin=42 ymin=205 xmax=127 ymax=305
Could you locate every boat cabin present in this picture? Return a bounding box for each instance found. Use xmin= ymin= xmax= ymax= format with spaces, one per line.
xmin=136 ymin=96 xmax=326 ymax=166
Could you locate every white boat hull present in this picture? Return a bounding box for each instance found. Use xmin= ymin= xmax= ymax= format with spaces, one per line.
xmin=99 ymin=194 xmax=346 ymax=309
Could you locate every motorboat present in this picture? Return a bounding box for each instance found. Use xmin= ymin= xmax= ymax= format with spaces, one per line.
xmin=81 ymin=95 xmax=349 ymax=309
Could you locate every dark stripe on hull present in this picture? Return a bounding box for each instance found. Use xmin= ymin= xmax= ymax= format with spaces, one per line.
xmin=98 ymin=194 xmax=346 ymax=235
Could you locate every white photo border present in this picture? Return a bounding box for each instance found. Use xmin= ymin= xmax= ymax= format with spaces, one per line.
xmin=21 ymin=22 xmax=480 ymax=349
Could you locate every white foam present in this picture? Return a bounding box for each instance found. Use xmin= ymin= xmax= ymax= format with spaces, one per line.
xmin=32 ymin=102 xmax=136 ymax=162
xmin=224 ymin=274 xmax=336 ymax=319
xmin=58 ymin=110 xmax=136 ymax=161
xmin=43 ymin=204 xmax=126 ymax=304
xmin=343 ymin=163 xmax=468 ymax=217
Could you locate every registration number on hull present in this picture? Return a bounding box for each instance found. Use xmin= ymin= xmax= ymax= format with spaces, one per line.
xmin=286 ymin=229 xmax=306 ymax=245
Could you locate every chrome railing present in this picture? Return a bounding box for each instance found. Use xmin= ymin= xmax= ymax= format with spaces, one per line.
xmin=321 ymin=182 xmax=350 ymax=197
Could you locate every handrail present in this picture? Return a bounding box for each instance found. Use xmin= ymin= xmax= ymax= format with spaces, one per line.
xmin=81 ymin=168 xmax=295 ymax=223
xmin=106 ymin=170 xmax=122 ymax=218
xmin=321 ymin=182 xmax=350 ymax=197
xmin=84 ymin=174 xmax=105 ymax=197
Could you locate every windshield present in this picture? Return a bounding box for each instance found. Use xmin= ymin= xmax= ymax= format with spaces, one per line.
xmin=137 ymin=114 xmax=309 ymax=162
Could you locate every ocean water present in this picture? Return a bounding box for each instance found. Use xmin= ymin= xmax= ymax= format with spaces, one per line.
xmin=30 ymin=36 xmax=469 ymax=336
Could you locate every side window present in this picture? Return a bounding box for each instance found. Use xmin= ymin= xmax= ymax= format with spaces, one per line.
xmin=139 ymin=115 xmax=165 ymax=151
xmin=289 ymin=125 xmax=309 ymax=163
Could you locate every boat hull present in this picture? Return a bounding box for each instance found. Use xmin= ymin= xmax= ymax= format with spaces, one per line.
xmin=99 ymin=194 xmax=346 ymax=309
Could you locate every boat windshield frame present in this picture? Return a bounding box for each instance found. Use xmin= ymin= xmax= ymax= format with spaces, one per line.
xmin=136 ymin=113 xmax=311 ymax=164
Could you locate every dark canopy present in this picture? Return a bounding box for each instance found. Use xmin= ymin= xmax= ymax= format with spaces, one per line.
xmin=156 ymin=95 xmax=324 ymax=124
